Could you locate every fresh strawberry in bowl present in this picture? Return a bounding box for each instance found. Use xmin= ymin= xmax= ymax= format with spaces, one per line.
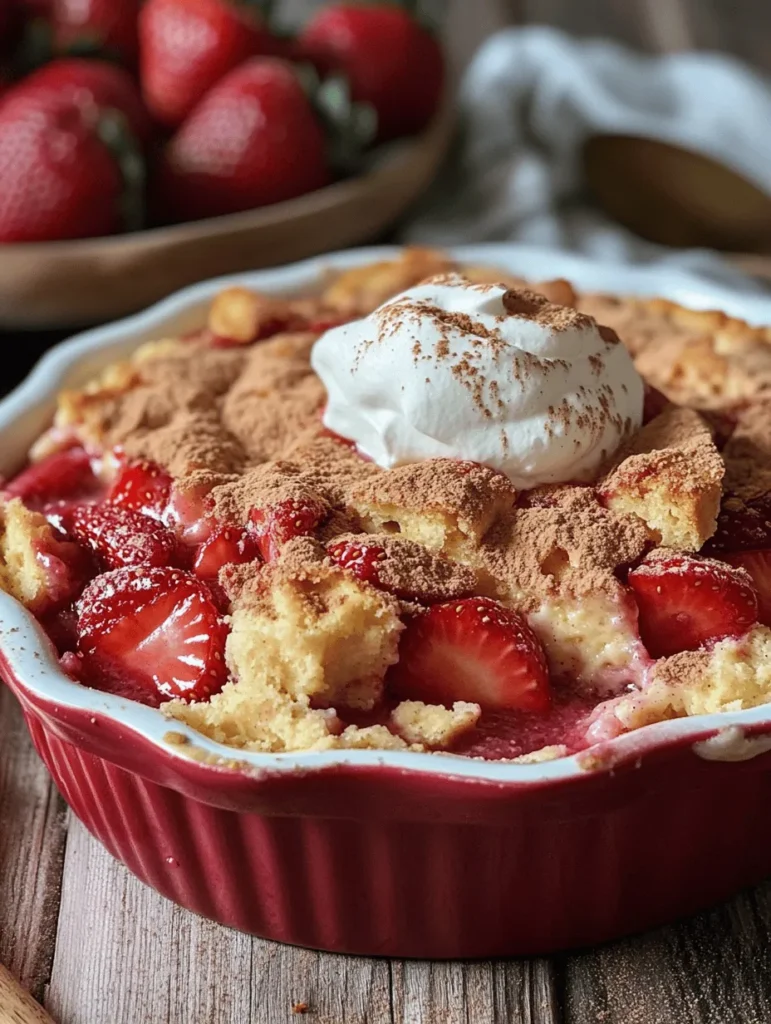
xmin=0 ymin=83 xmax=145 ymax=241
xmin=139 ymin=0 xmax=276 ymax=128
xmin=52 ymin=0 xmax=140 ymax=67
xmin=17 ymin=58 xmax=155 ymax=150
xmin=298 ymin=2 xmax=445 ymax=142
xmin=157 ymin=57 xmax=331 ymax=223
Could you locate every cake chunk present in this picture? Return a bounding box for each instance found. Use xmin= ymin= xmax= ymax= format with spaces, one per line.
xmin=390 ymin=700 xmax=480 ymax=747
xmin=0 ymin=498 xmax=79 ymax=611
xmin=529 ymin=585 xmax=650 ymax=694
xmin=322 ymin=247 xmax=455 ymax=315
xmin=225 ymin=541 xmax=403 ymax=711
xmin=599 ymin=407 xmax=723 ymax=550
xmin=610 ymin=625 xmax=771 ymax=732
xmin=350 ymin=459 xmax=516 ymax=558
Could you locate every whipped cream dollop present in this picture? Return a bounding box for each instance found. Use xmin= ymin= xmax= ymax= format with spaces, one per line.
xmin=311 ymin=274 xmax=644 ymax=489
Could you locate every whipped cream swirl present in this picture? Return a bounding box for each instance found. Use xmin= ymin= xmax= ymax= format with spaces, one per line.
xmin=311 ymin=274 xmax=644 ymax=489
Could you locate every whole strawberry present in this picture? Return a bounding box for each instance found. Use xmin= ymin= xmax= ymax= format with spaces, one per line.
xmin=19 ymin=59 xmax=154 ymax=150
xmin=139 ymin=0 xmax=276 ymax=128
xmin=299 ymin=3 xmax=445 ymax=141
xmin=159 ymin=58 xmax=330 ymax=222
xmin=52 ymin=0 xmax=140 ymax=66
xmin=0 ymin=89 xmax=128 ymax=242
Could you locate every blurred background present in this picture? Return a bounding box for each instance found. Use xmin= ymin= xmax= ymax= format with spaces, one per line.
xmin=3 ymin=0 xmax=771 ymax=376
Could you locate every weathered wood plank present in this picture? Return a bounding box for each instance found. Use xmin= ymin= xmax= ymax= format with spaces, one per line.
xmin=46 ymin=819 xmax=394 ymax=1024
xmin=564 ymin=883 xmax=771 ymax=1024
xmin=46 ymin=819 xmax=254 ymax=1024
xmin=250 ymin=945 xmax=392 ymax=1024
xmin=0 ymin=689 xmax=67 ymax=1003
xmin=390 ymin=960 xmax=561 ymax=1024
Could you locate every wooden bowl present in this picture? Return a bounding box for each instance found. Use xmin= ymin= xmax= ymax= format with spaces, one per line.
xmin=0 ymin=101 xmax=454 ymax=329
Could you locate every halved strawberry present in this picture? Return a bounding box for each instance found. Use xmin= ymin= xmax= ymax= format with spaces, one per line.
xmin=108 ymin=459 xmax=173 ymax=520
xmin=628 ymin=553 xmax=759 ymax=658
xmin=65 ymin=504 xmax=179 ymax=570
xmin=722 ymin=550 xmax=771 ymax=626
xmin=165 ymin=481 xmax=215 ymax=545
xmin=250 ymin=496 xmax=326 ymax=562
xmin=77 ymin=566 xmax=228 ymax=705
xmin=5 ymin=447 xmax=100 ymax=508
xmin=389 ymin=597 xmax=551 ymax=712
xmin=193 ymin=523 xmax=259 ymax=581
xmin=327 ymin=539 xmax=386 ymax=588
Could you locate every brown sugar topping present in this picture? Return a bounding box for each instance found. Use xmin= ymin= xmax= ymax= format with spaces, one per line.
xmin=482 ymin=486 xmax=650 ymax=608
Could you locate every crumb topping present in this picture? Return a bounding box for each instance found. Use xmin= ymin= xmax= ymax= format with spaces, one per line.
xmin=20 ymin=247 xmax=771 ymax=761
xmin=482 ymin=487 xmax=649 ymax=609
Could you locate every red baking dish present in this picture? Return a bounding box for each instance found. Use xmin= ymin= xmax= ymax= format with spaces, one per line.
xmin=3 ymin=245 xmax=771 ymax=958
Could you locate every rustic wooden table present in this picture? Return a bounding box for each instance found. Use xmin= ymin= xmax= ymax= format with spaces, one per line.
xmin=5 ymin=2 xmax=771 ymax=1022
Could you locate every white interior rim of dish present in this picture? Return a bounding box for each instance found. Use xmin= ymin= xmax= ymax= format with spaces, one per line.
xmin=3 ymin=242 xmax=771 ymax=784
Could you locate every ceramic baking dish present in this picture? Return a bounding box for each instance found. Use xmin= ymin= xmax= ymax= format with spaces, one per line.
xmin=3 ymin=245 xmax=771 ymax=959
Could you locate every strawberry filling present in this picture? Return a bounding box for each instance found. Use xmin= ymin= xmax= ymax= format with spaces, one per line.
xmin=4 ymin=441 xmax=768 ymax=758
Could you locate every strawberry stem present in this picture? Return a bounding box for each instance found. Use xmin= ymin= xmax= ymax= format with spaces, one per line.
xmin=96 ymin=111 xmax=146 ymax=233
xmin=235 ymin=0 xmax=275 ymax=24
xmin=301 ymin=67 xmax=378 ymax=174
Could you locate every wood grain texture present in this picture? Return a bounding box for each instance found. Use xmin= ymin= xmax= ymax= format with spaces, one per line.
xmin=0 ymin=689 xmax=67 ymax=1004
xmin=564 ymin=882 xmax=771 ymax=1024
xmin=391 ymin=960 xmax=561 ymax=1024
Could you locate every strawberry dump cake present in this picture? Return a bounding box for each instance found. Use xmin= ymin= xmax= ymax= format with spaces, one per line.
xmin=2 ymin=247 xmax=771 ymax=763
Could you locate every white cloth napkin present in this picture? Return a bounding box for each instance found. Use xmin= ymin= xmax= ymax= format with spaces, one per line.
xmin=401 ymin=26 xmax=771 ymax=292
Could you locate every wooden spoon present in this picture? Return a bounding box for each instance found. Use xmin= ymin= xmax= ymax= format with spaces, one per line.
xmin=0 ymin=963 xmax=56 ymax=1024
xmin=583 ymin=134 xmax=771 ymax=252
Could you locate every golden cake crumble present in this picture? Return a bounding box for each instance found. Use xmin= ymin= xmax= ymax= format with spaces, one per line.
xmin=4 ymin=247 xmax=771 ymax=763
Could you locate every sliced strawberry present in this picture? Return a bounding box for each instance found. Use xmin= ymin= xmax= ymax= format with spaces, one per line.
xmin=5 ymin=447 xmax=99 ymax=508
xmin=704 ymin=492 xmax=771 ymax=554
xmin=65 ymin=504 xmax=179 ymax=570
xmin=77 ymin=566 xmax=228 ymax=705
xmin=249 ymin=496 xmax=326 ymax=562
xmin=628 ymin=553 xmax=759 ymax=658
xmin=723 ymin=550 xmax=771 ymax=626
xmin=193 ymin=523 xmax=260 ymax=581
xmin=389 ymin=597 xmax=551 ymax=713
xmin=108 ymin=459 xmax=173 ymax=520
xmin=165 ymin=481 xmax=215 ymax=545
xmin=327 ymin=539 xmax=387 ymax=588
